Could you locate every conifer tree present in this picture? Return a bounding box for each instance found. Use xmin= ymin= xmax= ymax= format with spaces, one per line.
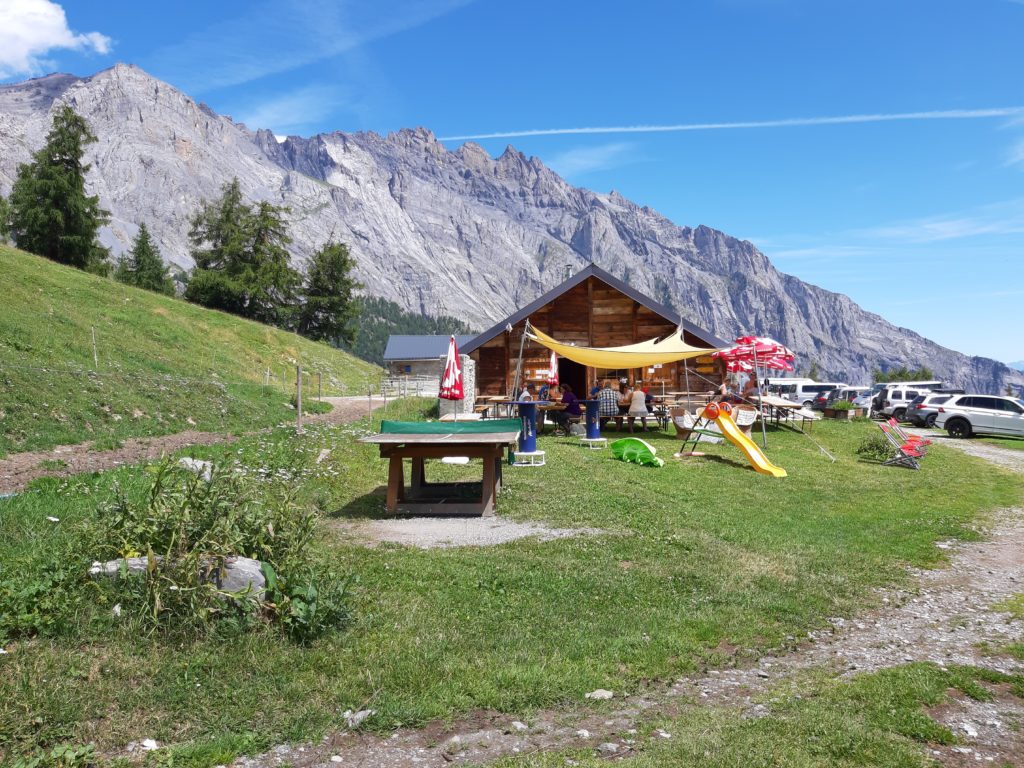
xmin=0 ymin=195 xmax=9 ymax=242
xmin=185 ymin=178 xmax=301 ymax=326
xmin=114 ymin=223 xmax=173 ymax=294
xmin=8 ymin=105 xmax=110 ymax=273
xmin=297 ymin=241 xmax=362 ymax=344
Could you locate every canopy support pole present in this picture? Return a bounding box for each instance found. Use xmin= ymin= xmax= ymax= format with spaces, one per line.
xmin=510 ymin=321 xmax=529 ymax=399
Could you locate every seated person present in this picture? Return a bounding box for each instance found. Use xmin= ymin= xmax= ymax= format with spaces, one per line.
xmin=519 ymin=382 xmax=536 ymax=401
xmin=597 ymin=379 xmax=621 ymax=429
xmin=617 ymin=380 xmax=632 ymax=417
xmin=551 ymin=383 xmax=581 ymax=434
xmin=627 ymin=380 xmax=650 ymax=432
xmin=742 ymin=373 xmax=759 ymax=400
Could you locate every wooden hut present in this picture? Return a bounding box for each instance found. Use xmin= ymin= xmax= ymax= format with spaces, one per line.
xmin=462 ymin=265 xmax=728 ymax=398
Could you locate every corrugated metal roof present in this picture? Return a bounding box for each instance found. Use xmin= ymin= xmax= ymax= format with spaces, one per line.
xmin=383 ymin=334 xmax=476 ymax=361
xmin=462 ymin=264 xmax=728 ymax=354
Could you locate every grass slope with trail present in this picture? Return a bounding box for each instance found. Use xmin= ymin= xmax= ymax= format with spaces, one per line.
xmin=0 ymin=246 xmax=382 ymax=456
xmin=1 ymin=404 xmax=1022 ymax=766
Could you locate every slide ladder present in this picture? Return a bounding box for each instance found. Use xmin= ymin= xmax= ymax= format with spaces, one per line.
xmin=702 ymin=402 xmax=787 ymax=478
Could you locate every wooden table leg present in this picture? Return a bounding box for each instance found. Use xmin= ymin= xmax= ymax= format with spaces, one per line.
xmin=386 ymin=455 xmax=404 ymax=512
xmin=480 ymin=449 xmax=497 ymax=517
xmin=410 ymin=456 xmax=426 ymax=493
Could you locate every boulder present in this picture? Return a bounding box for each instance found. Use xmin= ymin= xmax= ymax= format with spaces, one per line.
xmin=89 ymin=555 xmax=265 ymax=599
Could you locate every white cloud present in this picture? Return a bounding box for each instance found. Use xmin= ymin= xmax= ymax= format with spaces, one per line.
xmin=235 ymin=84 xmax=346 ymax=135
xmin=150 ymin=0 xmax=471 ymax=93
xmin=1008 ymin=137 xmax=1024 ymax=167
xmin=440 ymin=107 xmax=1024 ymax=141
xmin=863 ymin=199 xmax=1024 ymax=243
xmin=0 ymin=0 xmax=111 ymax=79
xmin=544 ymin=143 xmax=635 ymax=178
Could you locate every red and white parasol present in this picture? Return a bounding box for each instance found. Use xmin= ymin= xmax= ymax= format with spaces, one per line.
xmin=439 ymin=335 xmax=465 ymax=401
xmin=713 ymin=336 xmax=795 ymax=365
xmin=547 ymin=350 xmax=559 ymax=387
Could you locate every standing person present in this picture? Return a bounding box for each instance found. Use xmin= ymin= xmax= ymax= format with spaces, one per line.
xmin=597 ymin=379 xmax=620 ymax=430
xmin=552 ymin=383 xmax=581 ymax=434
xmin=627 ymin=380 xmax=649 ymax=432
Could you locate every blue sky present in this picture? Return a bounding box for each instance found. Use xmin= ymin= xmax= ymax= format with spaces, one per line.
xmin=4 ymin=0 xmax=1024 ymax=362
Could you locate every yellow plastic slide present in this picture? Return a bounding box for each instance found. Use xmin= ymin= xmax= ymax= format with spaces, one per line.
xmin=703 ymin=403 xmax=787 ymax=478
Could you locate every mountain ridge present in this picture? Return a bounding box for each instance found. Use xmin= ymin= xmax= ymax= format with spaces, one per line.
xmin=1 ymin=63 xmax=1020 ymax=393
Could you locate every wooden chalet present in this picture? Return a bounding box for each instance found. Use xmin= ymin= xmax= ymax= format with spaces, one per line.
xmin=462 ymin=265 xmax=728 ymax=398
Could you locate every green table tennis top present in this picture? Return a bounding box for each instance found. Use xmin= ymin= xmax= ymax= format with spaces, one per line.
xmin=378 ymin=419 xmax=521 ymax=435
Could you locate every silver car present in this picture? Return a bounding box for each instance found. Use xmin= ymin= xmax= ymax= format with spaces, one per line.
xmin=904 ymin=393 xmax=954 ymax=428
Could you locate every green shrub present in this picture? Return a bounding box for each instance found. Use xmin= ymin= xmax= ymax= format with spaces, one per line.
xmin=92 ymin=459 xmax=349 ymax=638
xmin=261 ymin=562 xmax=352 ymax=644
xmin=831 ymin=399 xmax=855 ymax=411
xmin=856 ymin=433 xmax=892 ymax=462
xmin=9 ymin=743 xmax=97 ymax=768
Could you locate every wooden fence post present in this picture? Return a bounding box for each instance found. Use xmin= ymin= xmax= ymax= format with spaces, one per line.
xmin=296 ymin=364 xmax=303 ymax=433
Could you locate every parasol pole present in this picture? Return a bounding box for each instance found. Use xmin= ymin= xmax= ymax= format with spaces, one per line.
xmin=753 ymin=339 xmax=768 ymax=448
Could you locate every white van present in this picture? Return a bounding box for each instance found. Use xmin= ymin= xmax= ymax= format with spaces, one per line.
xmin=768 ymin=379 xmax=848 ymax=407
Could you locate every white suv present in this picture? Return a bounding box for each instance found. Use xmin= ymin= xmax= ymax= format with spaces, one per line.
xmin=877 ymin=385 xmax=928 ymax=420
xmin=934 ymin=395 xmax=1024 ymax=438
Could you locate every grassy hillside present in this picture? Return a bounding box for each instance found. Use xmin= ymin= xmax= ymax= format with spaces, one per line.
xmin=0 ymin=246 xmax=382 ymax=455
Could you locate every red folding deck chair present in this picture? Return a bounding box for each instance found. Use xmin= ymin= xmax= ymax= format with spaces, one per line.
xmin=887 ymin=418 xmax=932 ymax=453
xmin=878 ymin=423 xmax=923 ymax=469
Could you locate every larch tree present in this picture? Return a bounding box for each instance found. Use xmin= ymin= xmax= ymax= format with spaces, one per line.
xmin=114 ymin=223 xmax=174 ymax=294
xmin=297 ymin=241 xmax=362 ymax=344
xmin=7 ymin=105 xmax=110 ymax=273
xmin=185 ymin=178 xmax=301 ymax=326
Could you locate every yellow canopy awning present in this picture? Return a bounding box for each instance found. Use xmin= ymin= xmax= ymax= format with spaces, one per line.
xmin=526 ymin=325 xmax=722 ymax=369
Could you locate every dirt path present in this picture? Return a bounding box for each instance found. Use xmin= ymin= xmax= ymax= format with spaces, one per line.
xmin=231 ymin=438 xmax=1024 ymax=768
xmin=0 ymin=397 xmax=383 ymax=494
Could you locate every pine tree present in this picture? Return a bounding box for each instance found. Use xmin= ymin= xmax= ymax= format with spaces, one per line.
xmin=114 ymin=223 xmax=173 ymax=294
xmin=244 ymin=201 xmax=300 ymax=326
xmin=185 ymin=179 xmax=301 ymax=326
xmin=0 ymin=195 xmax=9 ymax=242
xmin=297 ymin=241 xmax=362 ymax=344
xmin=8 ymin=105 xmax=110 ymax=273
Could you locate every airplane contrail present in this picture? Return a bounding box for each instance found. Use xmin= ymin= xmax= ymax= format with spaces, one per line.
xmin=439 ymin=107 xmax=1024 ymax=141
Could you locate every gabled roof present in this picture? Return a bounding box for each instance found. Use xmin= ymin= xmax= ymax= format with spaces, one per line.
xmin=383 ymin=334 xmax=475 ymax=361
xmin=461 ymin=263 xmax=727 ymax=354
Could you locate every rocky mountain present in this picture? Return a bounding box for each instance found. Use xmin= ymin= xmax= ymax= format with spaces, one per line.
xmin=1 ymin=64 xmax=1020 ymax=393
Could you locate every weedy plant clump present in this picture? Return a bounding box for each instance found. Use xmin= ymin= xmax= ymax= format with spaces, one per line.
xmin=91 ymin=459 xmax=351 ymax=642
xmin=856 ymin=432 xmax=893 ymax=462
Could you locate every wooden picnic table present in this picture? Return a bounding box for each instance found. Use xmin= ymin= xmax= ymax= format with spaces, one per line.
xmin=360 ymin=420 xmax=521 ymax=517
xmin=751 ymin=395 xmax=815 ymax=431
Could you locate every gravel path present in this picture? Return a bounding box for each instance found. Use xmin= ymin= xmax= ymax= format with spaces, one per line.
xmin=230 ymin=437 xmax=1024 ymax=768
xmin=335 ymin=516 xmax=605 ymax=549
xmin=0 ymin=397 xmax=383 ymax=493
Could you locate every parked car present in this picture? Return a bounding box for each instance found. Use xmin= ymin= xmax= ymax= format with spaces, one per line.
xmin=876 ymin=385 xmax=931 ymax=420
xmin=825 ymin=387 xmax=871 ymax=407
xmin=810 ymin=389 xmax=836 ymax=411
xmin=852 ymin=391 xmax=875 ymax=411
xmin=905 ymin=393 xmax=956 ymax=428
xmin=770 ymin=380 xmax=848 ymax=408
xmin=935 ymin=395 xmax=1024 ymax=438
